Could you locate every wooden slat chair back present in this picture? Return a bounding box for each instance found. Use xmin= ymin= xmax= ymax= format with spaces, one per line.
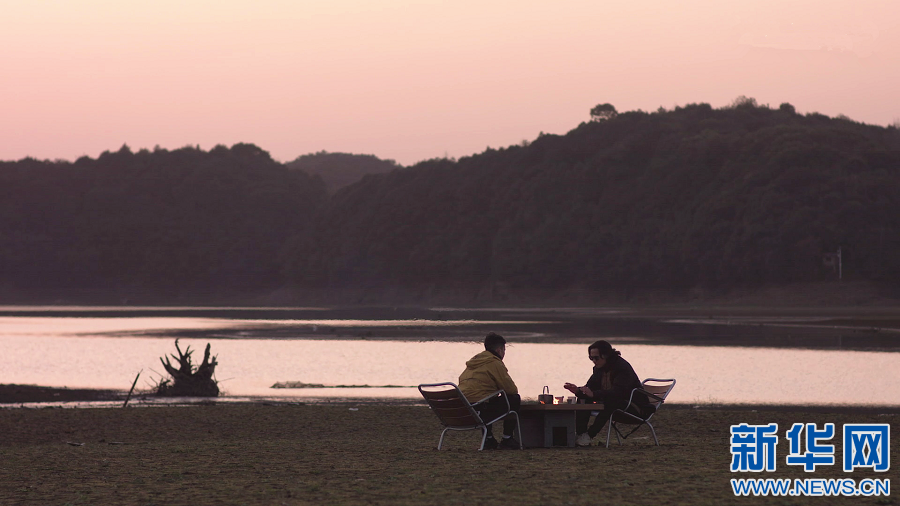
xmin=418 ymin=382 xmax=521 ymax=450
xmin=606 ymin=378 xmax=676 ymax=448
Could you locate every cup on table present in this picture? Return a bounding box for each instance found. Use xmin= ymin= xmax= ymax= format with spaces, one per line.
xmin=566 ymin=396 xmax=576 ymax=404
xmin=555 ymin=396 xmax=564 ymax=404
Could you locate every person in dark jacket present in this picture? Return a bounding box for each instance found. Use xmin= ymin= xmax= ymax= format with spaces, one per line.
xmin=564 ymin=340 xmax=651 ymax=446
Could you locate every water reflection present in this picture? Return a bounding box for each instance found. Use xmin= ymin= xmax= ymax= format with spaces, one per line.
xmin=0 ymin=316 xmax=231 ymax=335
xmin=1 ymin=330 xmax=898 ymax=406
xmin=3 ymin=306 xmax=900 ymax=349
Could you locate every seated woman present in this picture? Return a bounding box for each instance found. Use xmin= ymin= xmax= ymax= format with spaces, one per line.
xmin=564 ymin=340 xmax=652 ymax=446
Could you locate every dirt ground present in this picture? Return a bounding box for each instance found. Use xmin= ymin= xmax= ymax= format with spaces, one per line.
xmin=0 ymin=403 xmax=895 ymax=506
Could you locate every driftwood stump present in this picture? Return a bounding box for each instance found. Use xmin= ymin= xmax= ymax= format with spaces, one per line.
xmin=157 ymin=340 xmax=219 ymax=397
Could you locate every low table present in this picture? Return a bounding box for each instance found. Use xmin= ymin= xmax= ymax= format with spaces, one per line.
xmin=518 ymin=403 xmax=603 ymax=448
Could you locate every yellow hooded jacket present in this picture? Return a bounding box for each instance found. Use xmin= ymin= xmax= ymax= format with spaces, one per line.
xmin=458 ymin=350 xmax=518 ymax=402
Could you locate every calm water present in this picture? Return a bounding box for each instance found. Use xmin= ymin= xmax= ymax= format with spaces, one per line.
xmin=0 ymin=307 xmax=898 ymax=406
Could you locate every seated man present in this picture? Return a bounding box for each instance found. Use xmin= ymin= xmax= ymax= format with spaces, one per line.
xmin=564 ymin=340 xmax=652 ymax=446
xmin=458 ymin=332 xmax=521 ymax=449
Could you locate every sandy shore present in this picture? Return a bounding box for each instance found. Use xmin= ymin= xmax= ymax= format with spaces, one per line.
xmin=5 ymin=383 xmax=899 ymax=416
xmin=1 ymin=403 xmax=896 ymax=505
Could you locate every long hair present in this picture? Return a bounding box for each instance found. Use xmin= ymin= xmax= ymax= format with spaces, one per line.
xmin=588 ymin=340 xmax=620 ymax=360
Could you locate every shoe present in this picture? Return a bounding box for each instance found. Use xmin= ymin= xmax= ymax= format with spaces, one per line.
xmin=482 ymin=437 xmax=499 ymax=450
xmin=499 ymin=437 xmax=521 ymax=450
xmin=576 ymin=433 xmax=592 ymax=447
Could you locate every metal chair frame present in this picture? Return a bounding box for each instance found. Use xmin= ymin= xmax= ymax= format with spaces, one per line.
xmin=605 ymin=378 xmax=676 ymax=448
xmin=418 ymin=382 xmax=522 ymax=450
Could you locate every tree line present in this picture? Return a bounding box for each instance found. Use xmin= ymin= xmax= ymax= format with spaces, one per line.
xmin=0 ymin=143 xmax=325 ymax=299
xmin=3 ymin=102 xmax=900 ymax=302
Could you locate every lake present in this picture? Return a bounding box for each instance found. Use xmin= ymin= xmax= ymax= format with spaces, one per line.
xmin=0 ymin=306 xmax=897 ymax=406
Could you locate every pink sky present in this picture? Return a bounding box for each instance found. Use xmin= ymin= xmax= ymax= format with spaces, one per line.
xmin=2 ymin=0 xmax=898 ymax=166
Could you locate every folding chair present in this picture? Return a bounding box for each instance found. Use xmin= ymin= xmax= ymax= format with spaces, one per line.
xmin=418 ymin=382 xmax=522 ymax=450
xmin=606 ymin=378 xmax=676 ymax=447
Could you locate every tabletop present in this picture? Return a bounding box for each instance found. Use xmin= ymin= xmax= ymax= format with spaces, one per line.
xmin=520 ymin=403 xmax=603 ymax=411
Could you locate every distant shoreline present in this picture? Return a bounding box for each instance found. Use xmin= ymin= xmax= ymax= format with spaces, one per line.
xmin=1 ymin=280 xmax=897 ymax=310
xmin=0 ymin=384 xmax=123 ymax=404
xmin=2 ymin=304 xmax=900 ymax=351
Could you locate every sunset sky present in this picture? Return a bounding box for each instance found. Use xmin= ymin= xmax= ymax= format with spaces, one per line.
xmin=2 ymin=0 xmax=898 ymax=166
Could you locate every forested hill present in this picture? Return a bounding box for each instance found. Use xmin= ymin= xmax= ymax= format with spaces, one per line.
xmin=286 ymin=152 xmax=400 ymax=194
xmin=291 ymin=103 xmax=900 ymax=300
xmin=0 ymin=143 xmax=326 ymax=299
xmin=3 ymin=102 xmax=900 ymax=304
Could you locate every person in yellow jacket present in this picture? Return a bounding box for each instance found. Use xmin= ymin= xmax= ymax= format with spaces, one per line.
xmin=458 ymin=332 xmax=520 ymax=449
